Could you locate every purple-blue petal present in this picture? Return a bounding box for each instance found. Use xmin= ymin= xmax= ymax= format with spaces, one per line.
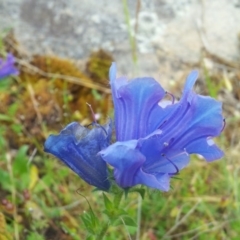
xmin=100 ymin=139 xmax=171 ymax=191
xmin=0 ymin=53 xmax=19 ymax=79
xmin=109 ymin=63 xmax=167 ymax=140
xmin=156 ymin=71 xmax=224 ymax=161
xmin=100 ymin=127 xmax=191 ymax=191
xmin=100 ymin=140 xmax=143 ymax=187
xmin=186 ymin=138 xmax=223 ymax=161
xmin=44 ymin=121 xmax=112 ymax=191
xmin=134 ymin=170 xmax=170 ymax=191
xmin=183 ymin=70 xmax=199 ymax=97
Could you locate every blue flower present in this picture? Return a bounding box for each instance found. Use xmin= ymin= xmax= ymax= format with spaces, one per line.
xmin=100 ymin=63 xmax=224 ymax=191
xmin=0 ymin=53 xmax=19 ymax=80
xmin=44 ymin=121 xmax=112 ymax=191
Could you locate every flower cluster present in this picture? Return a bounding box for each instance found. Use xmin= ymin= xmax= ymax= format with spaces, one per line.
xmin=0 ymin=53 xmax=19 ymax=80
xmin=44 ymin=63 xmax=224 ymax=191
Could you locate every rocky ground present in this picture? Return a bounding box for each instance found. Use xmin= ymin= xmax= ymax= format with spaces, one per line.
xmin=0 ymin=0 xmax=240 ymax=84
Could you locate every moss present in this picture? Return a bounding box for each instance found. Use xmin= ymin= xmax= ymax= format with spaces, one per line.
xmin=1 ymin=46 xmax=114 ymax=148
xmin=85 ymin=49 xmax=114 ymax=85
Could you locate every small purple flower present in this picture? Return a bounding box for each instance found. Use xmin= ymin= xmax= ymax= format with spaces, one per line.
xmin=44 ymin=121 xmax=112 ymax=191
xmin=0 ymin=53 xmax=19 ymax=80
xmin=100 ymin=63 xmax=224 ymax=191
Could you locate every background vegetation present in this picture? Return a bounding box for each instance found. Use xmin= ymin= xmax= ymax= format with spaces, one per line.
xmin=0 ymin=26 xmax=240 ymax=240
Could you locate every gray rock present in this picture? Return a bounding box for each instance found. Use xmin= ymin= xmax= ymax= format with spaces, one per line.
xmin=0 ymin=0 xmax=239 ymax=84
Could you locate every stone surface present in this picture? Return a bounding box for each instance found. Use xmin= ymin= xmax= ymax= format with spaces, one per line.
xmin=0 ymin=0 xmax=240 ymax=84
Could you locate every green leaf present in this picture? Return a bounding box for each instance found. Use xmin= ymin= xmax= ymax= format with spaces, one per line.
xmin=105 ymin=209 xmax=128 ymax=224
xmin=11 ymin=123 xmax=23 ymax=134
xmin=0 ymin=77 xmax=12 ymax=91
xmin=132 ymin=188 xmax=145 ymax=199
xmin=103 ymin=193 xmax=113 ymax=211
xmin=86 ymin=235 xmax=95 ymax=240
xmin=7 ymin=103 xmax=19 ymax=117
xmin=13 ymin=145 xmax=29 ymax=175
xmin=123 ymin=188 xmax=130 ymax=199
xmin=0 ymin=127 xmax=7 ymax=148
xmin=204 ymin=67 xmax=220 ymax=98
xmin=112 ymin=215 xmax=137 ymax=227
xmin=121 ymin=216 xmax=137 ymax=227
xmin=26 ymin=232 xmax=45 ymax=240
xmin=81 ymin=214 xmax=96 ymax=235
xmin=92 ymin=89 xmax=102 ymax=100
xmin=81 ymin=214 xmax=91 ymax=225
xmin=0 ymin=169 xmax=11 ymax=190
xmin=0 ymin=114 xmax=12 ymax=122
xmin=11 ymin=145 xmax=30 ymax=190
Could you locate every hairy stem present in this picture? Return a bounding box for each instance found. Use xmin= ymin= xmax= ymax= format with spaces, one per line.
xmin=6 ymin=153 xmax=19 ymax=240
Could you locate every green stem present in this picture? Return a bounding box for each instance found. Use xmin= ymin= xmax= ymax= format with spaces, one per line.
xmin=96 ymin=222 xmax=109 ymax=240
xmin=122 ymin=0 xmax=137 ymax=63
xmin=113 ymin=191 xmax=124 ymax=208
xmin=136 ymin=195 xmax=142 ymax=240
xmin=6 ymin=153 xmax=19 ymax=240
xmin=95 ymin=191 xmax=124 ymax=239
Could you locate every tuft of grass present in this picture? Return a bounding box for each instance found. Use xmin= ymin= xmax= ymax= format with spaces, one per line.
xmin=122 ymin=0 xmax=138 ymax=64
xmin=203 ymin=66 xmax=221 ymax=98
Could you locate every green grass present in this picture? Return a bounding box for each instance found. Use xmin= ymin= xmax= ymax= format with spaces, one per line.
xmin=1 ymin=70 xmax=239 ymax=240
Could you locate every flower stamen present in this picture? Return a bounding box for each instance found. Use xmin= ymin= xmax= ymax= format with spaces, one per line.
xmin=86 ymin=102 xmax=97 ymax=123
xmin=221 ymin=119 xmax=226 ymax=132
xmin=161 ymin=153 xmax=179 ymax=175
xmin=165 ymin=91 xmax=175 ymax=104
xmin=86 ymin=102 xmax=108 ymax=136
